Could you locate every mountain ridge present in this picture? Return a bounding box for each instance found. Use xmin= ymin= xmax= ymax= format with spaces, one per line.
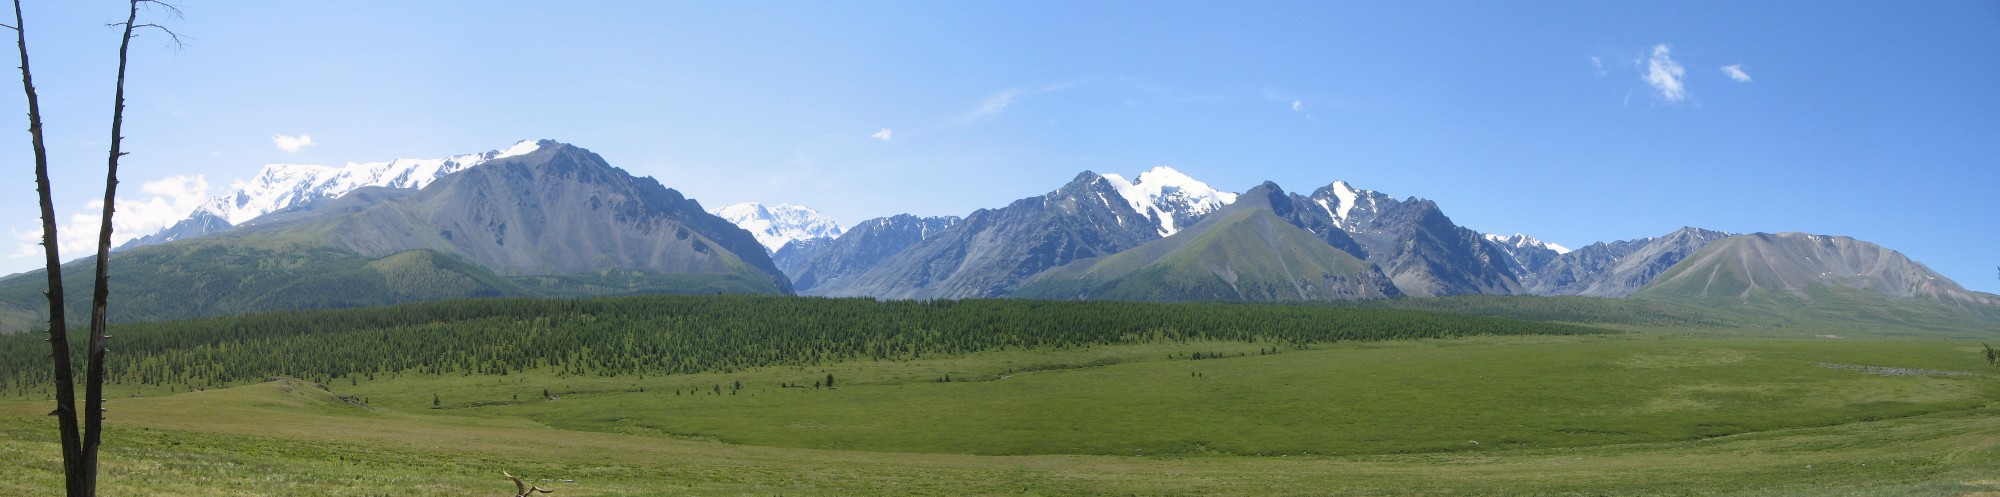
xmin=1017 ymin=181 xmax=1399 ymax=301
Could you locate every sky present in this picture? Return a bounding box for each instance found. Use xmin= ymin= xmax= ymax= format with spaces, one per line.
xmin=1 ymin=1 xmax=1996 ymax=292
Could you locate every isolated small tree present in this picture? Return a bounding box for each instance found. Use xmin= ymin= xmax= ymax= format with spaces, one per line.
xmin=433 ymin=393 xmax=440 ymax=407
xmin=825 ymin=373 xmax=835 ymax=389
xmin=1984 ymin=343 xmax=1998 ymax=367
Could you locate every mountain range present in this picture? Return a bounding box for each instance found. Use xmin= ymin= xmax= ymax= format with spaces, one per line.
xmin=0 ymin=141 xmax=788 ymax=332
xmin=1 ymin=139 xmax=1992 ymax=333
xmin=708 ymin=202 xmax=845 ymax=254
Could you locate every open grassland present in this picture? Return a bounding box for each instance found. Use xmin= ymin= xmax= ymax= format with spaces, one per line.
xmin=4 ymin=335 xmax=1999 ymax=496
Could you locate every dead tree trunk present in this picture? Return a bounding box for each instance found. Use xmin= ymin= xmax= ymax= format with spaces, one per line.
xmin=77 ymin=1 xmax=153 ymax=490
xmin=4 ymin=1 xmax=87 ymax=494
xmin=6 ymin=1 xmax=176 ymax=494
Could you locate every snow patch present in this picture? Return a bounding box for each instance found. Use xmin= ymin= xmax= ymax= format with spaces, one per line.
xmin=1099 ymin=166 xmax=1237 ymax=236
xmin=158 ymin=140 xmax=553 ymax=236
xmin=492 ymin=139 xmax=542 ymax=159
xmin=1484 ymin=232 xmax=1572 ymax=255
xmin=1328 ymin=181 xmax=1361 ymax=223
xmin=710 ymin=202 xmax=845 ymax=253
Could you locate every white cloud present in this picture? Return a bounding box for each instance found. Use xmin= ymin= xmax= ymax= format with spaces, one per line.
xmin=7 ymin=228 xmax=37 ymax=260
xmin=958 ymin=89 xmax=1022 ymax=121
xmin=1590 ymin=56 xmax=1606 ymax=78
xmin=1721 ymin=64 xmax=1752 ymax=83
xmin=272 ymin=133 xmax=315 ymax=153
xmin=1290 ymin=100 xmax=1304 ymax=112
xmin=7 ymin=175 xmax=214 ymax=260
xmin=870 ymin=128 xmax=893 ymax=141
xmin=1644 ymin=44 xmax=1688 ymax=103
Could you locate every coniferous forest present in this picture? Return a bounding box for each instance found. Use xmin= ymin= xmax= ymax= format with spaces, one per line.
xmin=0 ymin=295 xmax=1601 ymax=394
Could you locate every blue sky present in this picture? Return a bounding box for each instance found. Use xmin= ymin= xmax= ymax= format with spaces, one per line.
xmin=2 ymin=1 xmax=1996 ymax=292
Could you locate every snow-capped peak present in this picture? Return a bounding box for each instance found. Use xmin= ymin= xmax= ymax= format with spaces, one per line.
xmin=192 ymin=140 xmax=546 ymax=226
xmin=1305 ymin=179 xmax=1391 ymax=230
xmin=1484 ymin=233 xmax=1572 ymax=255
xmin=492 ymin=139 xmax=543 ymax=159
xmin=1327 ymin=180 xmax=1363 ymax=222
xmin=1099 ymin=166 xmax=1238 ymax=236
xmin=710 ymin=202 xmax=845 ymax=254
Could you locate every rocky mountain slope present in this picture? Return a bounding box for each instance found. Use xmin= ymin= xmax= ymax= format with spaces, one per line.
xmin=119 ymin=140 xmax=545 ymax=250
xmin=807 ymin=172 xmax=1171 ymax=299
xmin=777 ymin=214 xmax=961 ymax=294
xmin=1298 ymin=181 xmax=1523 ymax=296
xmin=1637 ymin=232 xmax=1998 ymax=306
xmin=243 ymin=141 xmax=789 ymax=293
xmin=0 ymin=141 xmax=792 ymax=333
xmin=1017 ymin=182 xmax=1398 ymax=301
xmin=1523 ymin=227 xmax=1734 ymax=297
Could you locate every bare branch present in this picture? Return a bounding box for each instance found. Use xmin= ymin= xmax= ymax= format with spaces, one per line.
xmin=504 ymin=471 xmax=558 ymax=496
xmin=135 ymin=0 xmax=184 ymax=19
xmin=130 ymin=23 xmax=187 ymax=50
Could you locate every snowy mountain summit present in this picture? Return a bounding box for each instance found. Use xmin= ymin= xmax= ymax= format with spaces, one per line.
xmin=1484 ymin=233 xmax=1572 ymax=255
xmin=202 ymin=140 xmax=544 ymax=226
xmin=709 ymin=202 xmax=845 ymax=254
xmin=1100 ymin=166 xmax=1238 ymax=236
xmin=119 ymin=140 xmax=546 ymax=250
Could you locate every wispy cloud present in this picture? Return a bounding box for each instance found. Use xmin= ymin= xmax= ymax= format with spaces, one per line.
xmin=1290 ymin=100 xmax=1305 ymax=112
xmin=957 ymin=89 xmax=1022 ymax=122
xmin=7 ymin=175 xmax=214 ymax=260
xmin=1721 ymin=64 xmax=1752 ymax=83
xmin=1643 ymin=44 xmax=1688 ymax=103
xmin=1590 ymin=56 xmax=1606 ymax=78
xmin=272 ymin=133 xmax=315 ymax=153
xmin=870 ymin=128 xmax=893 ymax=141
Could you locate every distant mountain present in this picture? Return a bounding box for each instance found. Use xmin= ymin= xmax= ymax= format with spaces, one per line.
xmin=0 ymin=141 xmax=791 ymax=333
xmin=1629 ymin=232 xmax=2000 ymax=328
xmin=119 ymin=209 xmax=233 ymax=248
xmin=710 ymin=202 xmax=845 ymax=254
xmin=1483 ymin=233 xmax=1569 ymax=281
xmin=246 ymin=141 xmax=789 ymax=293
xmin=1300 ymin=181 xmax=1523 ymax=296
xmin=1100 ymin=166 xmax=1238 ymax=236
xmin=810 ymin=172 xmax=1170 ymax=299
xmin=1636 ymin=232 xmax=1999 ymax=306
xmin=1526 ymin=227 xmax=1733 ymax=297
xmin=1017 ymin=182 xmax=1398 ymax=301
xmin=1485 ymin=233 xmax=1572 ymax=256
xmin=118 ymin=140 xmax=544 ymax=250
xmin=778 ymin=214 xmax=960 ymax=295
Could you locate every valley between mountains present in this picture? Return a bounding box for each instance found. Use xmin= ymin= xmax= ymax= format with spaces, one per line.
xmin=3 ymin=140 xmax=1997 ymax=496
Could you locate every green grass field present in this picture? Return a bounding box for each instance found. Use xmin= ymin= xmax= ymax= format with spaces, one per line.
xmin=5 ymin=332 xmax=1999 ymax=496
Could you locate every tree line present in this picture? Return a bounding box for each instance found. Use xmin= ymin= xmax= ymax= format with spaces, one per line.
xmin=0 ymin=294 xmax=1605 ymax=393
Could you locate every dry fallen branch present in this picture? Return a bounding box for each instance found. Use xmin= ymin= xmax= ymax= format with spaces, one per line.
xmin=504 ymin=471 xmax=556 ymax=496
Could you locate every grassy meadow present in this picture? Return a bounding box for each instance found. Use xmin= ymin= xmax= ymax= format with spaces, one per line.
xmin=2 ymin=295 xmax=1997 ymax=495
xmin=4 ymin=324 xmax=1999 ymax=495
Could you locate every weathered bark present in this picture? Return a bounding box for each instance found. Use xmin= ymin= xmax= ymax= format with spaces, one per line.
xmin=79 ymin=2 xmax=150 ymax=492
xmin=6 ymin=0 xmax=88 ymax=494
